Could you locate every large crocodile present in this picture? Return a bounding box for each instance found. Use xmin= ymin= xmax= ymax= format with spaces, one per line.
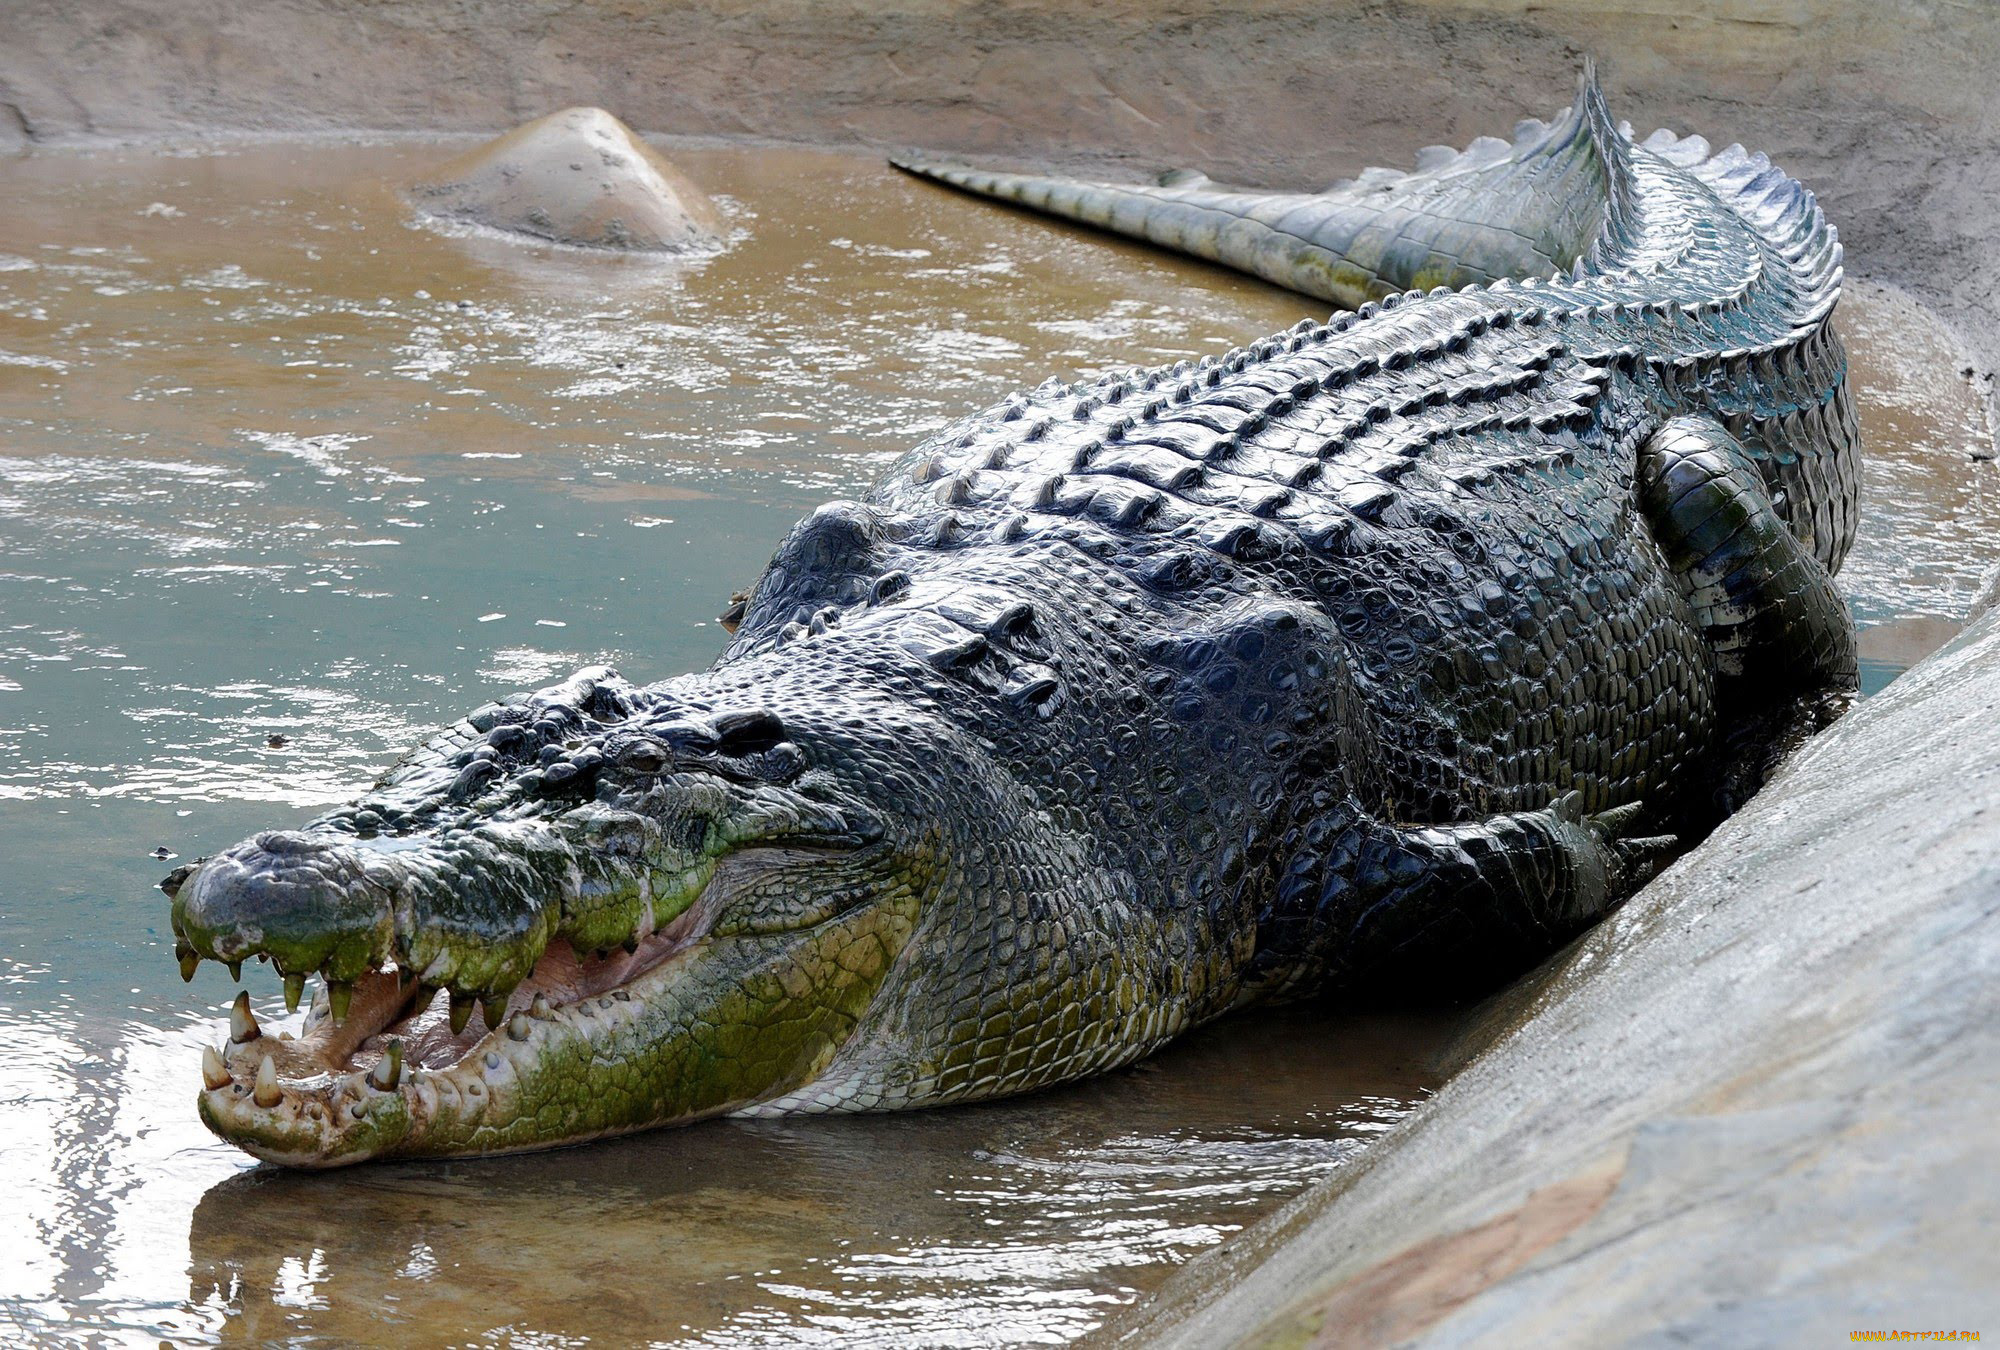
xmin=165 ymin=72 xmax=1858 ymax=1166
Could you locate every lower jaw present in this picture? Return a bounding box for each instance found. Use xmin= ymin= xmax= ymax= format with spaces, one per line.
xmin=198 ymin=891 xmax=920 ymax=1166
xmin=198 ymin=976 xmax=727 ymax=1167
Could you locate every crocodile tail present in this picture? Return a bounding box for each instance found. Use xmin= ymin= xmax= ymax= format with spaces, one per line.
xmin=1633 ymin=125 xmax=1844 ymax=330
xmin=891 ymin=67 xmax=1626 ymax=309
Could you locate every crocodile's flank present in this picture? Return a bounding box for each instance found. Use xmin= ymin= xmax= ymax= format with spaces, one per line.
xmin=165 ymin=73 xmax=1859 ymax=1166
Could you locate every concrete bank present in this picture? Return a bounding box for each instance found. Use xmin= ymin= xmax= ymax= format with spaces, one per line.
xmin=2 ymin=0 xmax=1999 ymax=424
xmin=1110 ymin=609 xmax=2000 ymax=1346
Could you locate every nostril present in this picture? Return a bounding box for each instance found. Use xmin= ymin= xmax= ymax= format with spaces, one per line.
xmin=252 ymin=831 xmax=336 ymax=857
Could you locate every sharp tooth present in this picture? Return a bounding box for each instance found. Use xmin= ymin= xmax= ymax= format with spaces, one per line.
xmin=481 ymin=995 xmax=507 ymax=1031
xmin=506 ymin=1012 xmax=531 ymax=1041
xmin=368 ymin=1039 xmax=405 ymax=1091
xmin=180 ymin=950 xmax=201 ymax=983
xmin=328 ymin=980 xmax=352 ymax=1025
xmin=283 ymin=971 xmax=305 ymax=1013
xmin=530 ymin=993 xmax=552 ymax=1020
xmin=252 ymin=1055 xmax=282 ymax=1108
xmin=226 ymin=960 xmax=242 ymax=982
xmin=229 ymin=991 xmax=261 ymax=1044
xmin=448 ymin=992 xmax=474 ymax=1037
xmin=201 ymin=1045 xmax=231 ymax=1091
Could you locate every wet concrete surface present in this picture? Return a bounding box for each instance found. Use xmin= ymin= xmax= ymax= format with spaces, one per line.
xmin=0 ymin=137 xmax=1991 ymax=1345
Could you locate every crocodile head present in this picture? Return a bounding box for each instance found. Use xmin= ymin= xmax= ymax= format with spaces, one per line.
xmin=167 ymin=658 xmax=1088 ymax=1167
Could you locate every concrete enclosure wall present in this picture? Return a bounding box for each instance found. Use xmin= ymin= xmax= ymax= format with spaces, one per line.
xmin=3 ymin=0 xmax=1999 ymax=420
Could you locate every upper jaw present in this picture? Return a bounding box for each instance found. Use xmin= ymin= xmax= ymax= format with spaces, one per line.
xmin=167 ymin=767 xmax=876 ymax=1032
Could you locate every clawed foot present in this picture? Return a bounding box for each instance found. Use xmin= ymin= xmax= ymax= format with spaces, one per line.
xmin=1547 ymin=791 xmax=1680 ymax=911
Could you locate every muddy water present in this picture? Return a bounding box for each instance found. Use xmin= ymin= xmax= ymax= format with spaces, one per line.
xmin=0 ymin=140 xmax=1990 ymax=1347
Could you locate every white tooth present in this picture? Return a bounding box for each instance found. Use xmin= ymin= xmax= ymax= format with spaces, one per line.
xmin=201 ymin=1045 xmax=231 ymax=1091
xmin=368 ymin=1040 xmax=404 ymax=1092
xmin=253 ymin=1055 xmax=282 ymax=1108
xmin=229 ymin=991 xmax=261 ymax=1044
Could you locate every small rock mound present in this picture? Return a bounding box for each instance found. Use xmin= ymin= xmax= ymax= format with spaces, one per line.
xmin=407 ymin=107 xmax=724 ymax=253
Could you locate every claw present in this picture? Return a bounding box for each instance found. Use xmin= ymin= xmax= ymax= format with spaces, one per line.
xmin=1591 ymin=800 xmax=1647 ymax=835
xmin=1552 ymin=789 xmax=1586 ymax=823
xmin=229 ymin=991 xmax=261 ymax=1044
xmin=252 ymin=1054 xmax=282 ymax=1108
xmin=201 ymin=1044 xmax=232 ymax=1091
xmin=1617 ymin=832 xmax=1681 ymax=886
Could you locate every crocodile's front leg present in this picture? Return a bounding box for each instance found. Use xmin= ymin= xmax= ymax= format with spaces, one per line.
xmin=1258 ymin=794 xmax=1675 ymax=998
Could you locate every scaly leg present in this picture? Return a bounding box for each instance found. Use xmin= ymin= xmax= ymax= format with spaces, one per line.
xmin=1258 ymin=793 xmax=1675 ymax=998
xmin=1637 ymin=416 xmax=1858 ymax=810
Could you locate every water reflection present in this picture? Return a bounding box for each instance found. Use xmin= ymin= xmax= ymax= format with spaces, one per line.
xmin=179 ymin=1009 xmax=1437 ymax=1347
xmin=0 ymin=137 xmax=1991 ymax=1346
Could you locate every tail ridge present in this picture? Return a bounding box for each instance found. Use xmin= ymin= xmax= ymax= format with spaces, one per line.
xmin=892 ymin=67 xmax=1625 ymax=308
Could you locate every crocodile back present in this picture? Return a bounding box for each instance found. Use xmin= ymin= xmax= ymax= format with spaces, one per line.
xmin=717 ymin=76 xmax=1856 ymax=849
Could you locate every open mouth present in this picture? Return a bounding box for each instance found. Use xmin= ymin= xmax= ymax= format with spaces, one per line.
xmin=240 ymin=890 xmax=718 ymax=1082
xmin=192 ymin=872 xmax=735 ymax=1166
xmin=177 ymin=822 xmax=912 ymax=1167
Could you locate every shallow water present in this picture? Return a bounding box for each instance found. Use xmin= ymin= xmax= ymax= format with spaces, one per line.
xmin=0 ymin=140 xmax=1991 ymax=1346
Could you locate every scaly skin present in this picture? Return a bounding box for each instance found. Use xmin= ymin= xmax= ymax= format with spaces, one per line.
xmin=166 ymin=73 xmax=1859 ymax=1166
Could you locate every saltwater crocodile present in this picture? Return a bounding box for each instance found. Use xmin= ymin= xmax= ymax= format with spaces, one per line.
xmin=166 ymin=73 xmax=1858 ymax=1166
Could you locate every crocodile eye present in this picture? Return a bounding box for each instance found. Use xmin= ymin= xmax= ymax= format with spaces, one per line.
xmin=616 ymin=740 xmax=671 ymax=773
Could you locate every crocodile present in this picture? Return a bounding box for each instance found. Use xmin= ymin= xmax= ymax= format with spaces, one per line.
xmin=165 ymin=71 xmax=1858 ymax=1166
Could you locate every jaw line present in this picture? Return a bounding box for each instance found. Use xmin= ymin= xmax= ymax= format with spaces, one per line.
xmin=195 ymin=847 xmax=909 ymax=1167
